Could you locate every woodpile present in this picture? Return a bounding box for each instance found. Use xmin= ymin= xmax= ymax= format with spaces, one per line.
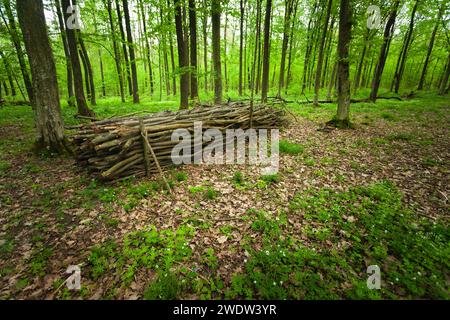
xmin=69 ymin=102 xmax=287 ymax=181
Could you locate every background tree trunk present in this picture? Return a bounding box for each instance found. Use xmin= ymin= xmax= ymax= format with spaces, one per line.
xmin=189 ymin=0 xmax=198 ymax=100
xmin=2 ymin=0 xmax=33 ymax=103
xmin=174 ymin=0 xmax=189 ymax=109
xmin=333 ymin=0 xmax=352 ymax=126
xmin=418 ymin=3 xmax=443 ymax=91
xmin=105 ymin=0 xmax=125 ymax=102
xmin=61 ymin=0 xmax=94 ymax=117
xmin=313 ymin=0 xmax=333 ymax=106
xmin=211 ymin=0 xmax=223 ymax=104
xmin=369 ymin=0 xmax=400 ymax=102
xmin=261 ymin=0 xmax=273 ymax=103
xmin=54 ymin=0 xmax=74 ymax=106
xmin=277 ymin=0 xmax=293 ymax=98
xmin=122 ymin=0 xmax=140 ymax=103
xmin=115 ymin=0 xmax=132 ymax=97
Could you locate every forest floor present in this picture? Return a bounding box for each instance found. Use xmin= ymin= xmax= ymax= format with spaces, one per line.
xmin=0 ymin=93 xmax=448 ymax=300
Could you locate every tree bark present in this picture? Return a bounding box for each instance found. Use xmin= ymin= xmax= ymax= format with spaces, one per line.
xmin=17 ymin=0 xmax=66 ymax=152
xmin=261 ymin=0 xmax=273 ymax=103
xmin=211 ymin=0 xmax=223 ymax=104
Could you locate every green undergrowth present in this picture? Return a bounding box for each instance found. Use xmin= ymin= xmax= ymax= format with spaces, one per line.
xmin=226 ymin=181 xmax=449 ymax=299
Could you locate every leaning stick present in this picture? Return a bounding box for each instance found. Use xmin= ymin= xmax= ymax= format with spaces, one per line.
xmin=140 ymin=118 xmax=172 ymax=194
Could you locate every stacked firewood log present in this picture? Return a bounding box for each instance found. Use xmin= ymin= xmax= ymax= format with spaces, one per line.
xmin=69 ymin=102 xmax=287 ymax=181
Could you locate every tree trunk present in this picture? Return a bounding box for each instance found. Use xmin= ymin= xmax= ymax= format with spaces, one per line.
xmin=0 ymin=52 xmax=17 ymax=97
xmin=418 ymin=3 xmax=444 ymax=91
xmin=313 ymin=0 xmax=333 ymax=106
xmin=115 ymin=0 xmax=132 ymax=97
xmin=261 ymin=0 xmax=273 ymax=103
xmin=354 ymin=29 xmax=370 ymax=94
xmin=2 ymin=0 xmax=33 ymax=103
xmin=79 ymin=36 xmax=96 ymax=105
xmin=174 ymin=0 xmax=189 ymax=109
xmin=202 ymin=0 xmax=208 ymax=92
xmin=392 ymin=0 xmax=418 ymax=93
xmin=301 ymin=1 xmax=317 ymax=94
xmin=167 ymin=0 xmax=177 ymax=96
xmin=439 ymin=53 xmax=450 ymax=95
xmin=122 ymin=0 xmax=139 ymax=103
xmin=61 ymin=0 xmax=94 ymax=117
xmin=188 ymin=0 xmax=199 ymax=100
xmin=54 ymin=0 xmax=74 ymax=106
xmin=211 ymin=0 xmax=223 ymax=104
xmin=332 ymin=0 xmax=352 ymax=127
xmin=139 ymin=0 xmax=155 ymax=96
xmin=105 ymin=0 xmax=125 ymax=102
xmin=17 ymin=0 xmax=66 ymax=152
xmin=239 ymin=0 xmax=245 ymax=96
xmin=369 ymin=0 xmax=400 ymax=102
xmin=285 ymin=0 xmax=299 ymax=92
xmin=277 ymin=0 xmax=293 ymax=98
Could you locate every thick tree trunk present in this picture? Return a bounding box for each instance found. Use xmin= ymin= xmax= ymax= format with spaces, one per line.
xmin=122 ymin=0 xmax=139 ymax=103
xmin=313 ymin=0 xmax=333 ymax=106
xmin=61 ymin=0 xmax=94 ymax=117
xmin=211 ymin=0 xmax=223 ymax=104
xmin=260 ymin=0 xmax=273 ymax=103
xmin=17 ymin=0 xmax=66 ymax=152
xmin=369 ymin=0 xmax=400 ymax=102
xmin=418 ymin=3 xmax=443 ymax=91
xmin=332 ymin=0 xmax=352 ymax=127
xmin=2 ymin=0 xmax=33 ymax=104
xmin=174 ymin=0 xmax=189 ymax=109
xmin=189 ymin=0 xmax=199 ymax=100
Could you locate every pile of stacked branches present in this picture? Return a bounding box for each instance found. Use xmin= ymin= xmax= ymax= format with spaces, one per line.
xmin=69 ymin=102 xmax=288 ymax=181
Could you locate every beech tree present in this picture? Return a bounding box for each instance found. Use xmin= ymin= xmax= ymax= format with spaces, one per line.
xmin=16 ymin=0 xmax=66 ymax=152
